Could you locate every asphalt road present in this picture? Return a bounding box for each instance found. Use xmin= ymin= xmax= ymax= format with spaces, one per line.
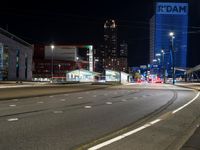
xmin=0 ymin=83 xmax=196 ymax=150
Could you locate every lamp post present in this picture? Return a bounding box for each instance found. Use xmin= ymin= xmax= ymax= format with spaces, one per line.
xmin=51 ymin=45 xmax=55 ymax=81
xmin=169 ymin=32 xmax=175 ymax=85
xmin=161 ymin=49 xmax=166 ymax=83
xmin=58 ymin=64 xmax=61 ymax=77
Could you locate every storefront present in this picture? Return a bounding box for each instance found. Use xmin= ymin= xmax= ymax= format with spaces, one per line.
xmin=66 ymin=69 xmax=100 ymax=82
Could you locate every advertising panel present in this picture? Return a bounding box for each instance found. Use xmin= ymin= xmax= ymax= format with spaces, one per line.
xmin=156 ymin=3 xmax=188 ymax=15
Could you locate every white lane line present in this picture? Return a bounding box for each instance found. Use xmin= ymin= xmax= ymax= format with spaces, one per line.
xmin=88 ymin=123 xmax=153 ymax=150
xmin=106 ymin=102 xmax=112 ymax=105
xmin=9 ymin=104 xmax=16 ymax=107
xmin=60 ymin=99 xmax=66 ymax=102
xmin=7 ymin=118 xmax=19 ymax=122
xmin=64 ymin=94 xmax=69 ymax=96
xmin=84 ymin=106 xmax=92 ymax=109
xmin=150 ymin=119 xmax=161 ymax=125
xmin=37 ymin=101 xmax=44 ymax=104
xmin=93 ymin=95 xmax=97 ymax=97
xmin=172 ymin=92 xmax=200 ymax=114
xmin=78 ymin=97 xmax=83 ymax=99
xmin=53 ymin=110 xmax=63 ymax=114
xmin=49 ymin=96 xmax=54 ymax=98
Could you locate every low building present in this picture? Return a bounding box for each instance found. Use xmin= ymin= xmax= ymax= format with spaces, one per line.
xmin=0 ymin=27 xmax=33 ymax=81
xmin=33 ymin=44 xmax=93 ymax=80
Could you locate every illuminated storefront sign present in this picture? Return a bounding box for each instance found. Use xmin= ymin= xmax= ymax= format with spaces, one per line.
xmin=157 ymin=3 xmax=188 ymax=15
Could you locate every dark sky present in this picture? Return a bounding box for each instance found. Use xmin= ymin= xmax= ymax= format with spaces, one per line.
xmin=0 ymin=0 xmax=199 ymax=67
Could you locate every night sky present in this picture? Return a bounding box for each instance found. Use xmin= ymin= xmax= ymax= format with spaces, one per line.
xmin=0 ymin=0 xmax=199 ymax=67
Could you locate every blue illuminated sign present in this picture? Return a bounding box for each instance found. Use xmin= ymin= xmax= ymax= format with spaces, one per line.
xmin=157 ymin=3 xmax=188 ymax=15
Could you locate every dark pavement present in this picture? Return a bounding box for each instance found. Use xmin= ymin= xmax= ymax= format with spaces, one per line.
xmin=0 ymin=83 xmax=197 ymax=150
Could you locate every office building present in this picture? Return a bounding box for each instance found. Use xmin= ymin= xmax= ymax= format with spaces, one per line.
xmin=150 ymin=2 xmax=188 ymax=75
xmin=0 ymin=27 xmax=33 ymax=81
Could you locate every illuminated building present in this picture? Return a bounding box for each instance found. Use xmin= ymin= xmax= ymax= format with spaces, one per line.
xmin=104 ymin=19 xmax=118 ymax=71
xmin=0 ymin=27 xmax=33 ymax=81
xmin=33 ymin=44 xmax=93 ymax=79
xmin=150 ymin=2 xmax=188 ymax=76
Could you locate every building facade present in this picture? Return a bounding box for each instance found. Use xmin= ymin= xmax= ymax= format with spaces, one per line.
xmin=150 ymin=2 xmax=188 ymax=76
xmin=0 ymin=28 xmax=33 ymax=81
xmin=104 ymin=19 xmax=118 ymax=71
xmin=33 ymin=44 xmax=92 ymax=79
xmin=119 ymin=42 xmax=128 ymax=72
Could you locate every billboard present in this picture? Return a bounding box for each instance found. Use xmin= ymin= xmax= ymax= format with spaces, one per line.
xmin=45 ymin=46 xmax=77 ymax=61
xmin=156 ymin=3 xmax=188 ymax=15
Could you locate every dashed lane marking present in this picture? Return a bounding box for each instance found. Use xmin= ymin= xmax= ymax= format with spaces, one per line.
xmin=84 ymin=106 xmax=92 ymax=109
xmin=78 ymin=97 xmax=83 ymax=99
xmin=106 ymin=102 xmax=112 ymax=105
xmin=9 ymin=104 xmax=16 ymax=107
xmin=7 ymin=118 xmax=19 ymax=122
xmin=37 ymin=101 xmax=44 ymax=104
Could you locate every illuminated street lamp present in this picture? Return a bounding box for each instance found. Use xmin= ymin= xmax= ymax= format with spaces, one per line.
xmin=161 ymin=49 xmax=166 ymax=83
xmin=169 ymin=32 xmax=175 ymax=85
xmin=58 ymin=64 xmax=61 ymax=76
xmin=51 ymin=44 xmax=55 ymax=81
xmin=155 ymin=53 xmax=161 ymax=57
xmin=153 ymin=59 xmax=157 ymax=63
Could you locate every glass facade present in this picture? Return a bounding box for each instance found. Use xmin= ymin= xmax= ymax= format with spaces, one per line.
xmin=152 ymin=2 xmax=188 ymax=76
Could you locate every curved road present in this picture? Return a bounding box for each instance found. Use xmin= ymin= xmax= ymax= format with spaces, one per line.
xmin=0 ymin=83 xmax=196 ymax=150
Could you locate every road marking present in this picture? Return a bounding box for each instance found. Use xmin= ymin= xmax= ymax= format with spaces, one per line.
xmin=88 ymin=120 xmax=162 ymax=150
xmin=64 ymin=94 xmax=69 ymax=96
xmin=53 ymin=110 xmax=63 ymax=114
xmin=133 ymin=97 xmax=138 ymax=99
xmin=121 ymin=99 xmax=127 ymax=102
xmin=9 ymin=104 xmax=16 ymax=107
xmin=7 ymin=118 xmax=19 ymax=122
xmin=106 ymin=102 xmax=112 ymax=105
xmin=172 ymin=92 xmax=200 ymax=114
xmin=78 ymin=97 xmax=83 ymax=99
xmin=60 ymin=99 xmax=66 ymax=102
xmin=49 ymin=96 xmax=54 ymax=98
xmin=150 ymin=119 xmax=161 ymax=125
xmin=93 ymin=95 xmax=97 ymax=97
xmin=84 ymin=106 xmax=92 ymax=109
xmin=37 ymin=101 xmax=44 ymax=104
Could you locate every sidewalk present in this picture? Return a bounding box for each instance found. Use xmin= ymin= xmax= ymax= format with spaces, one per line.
xmin=176 ymin=82 xmax=200 ymax=91
xmin=0 ymin=83 xmax=109 ymax=100
xmin=179 ymin=83 xmax=200 ymax=150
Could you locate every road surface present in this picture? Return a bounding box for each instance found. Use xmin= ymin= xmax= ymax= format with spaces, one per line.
xmin=0 ymin=83 xmax=196 ymax=150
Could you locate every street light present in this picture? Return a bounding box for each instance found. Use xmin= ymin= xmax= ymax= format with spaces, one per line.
xmin=58 ymin=64 xmax=61 ymax=77
xmin=161 ymin=49 xmax=166 ymax=83
xmin=51 ymin=44 xmax=55 ymax=81
xmin=169 ymin=32 xmax=175 ymax=85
